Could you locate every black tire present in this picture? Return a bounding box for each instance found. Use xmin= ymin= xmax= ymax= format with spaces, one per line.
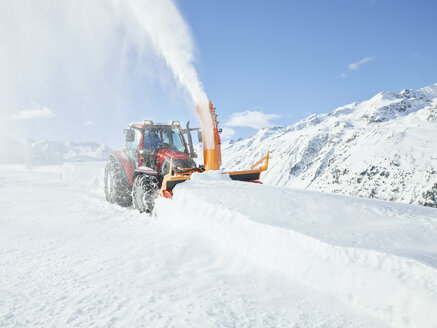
xmin=132 ymin=174 xmax=159 ymax=213
xmin=104 ymin=159 xmax=132 ymax=207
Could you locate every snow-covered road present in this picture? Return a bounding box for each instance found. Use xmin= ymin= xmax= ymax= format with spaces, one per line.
xmin=1 ymin=163 xmax=436 ymax=327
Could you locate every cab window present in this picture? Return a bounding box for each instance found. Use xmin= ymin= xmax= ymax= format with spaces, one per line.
xmin=125 ymin=128 xmax=142 ymax=165
xmin=161 ymin=127 xmax=187 ymax=153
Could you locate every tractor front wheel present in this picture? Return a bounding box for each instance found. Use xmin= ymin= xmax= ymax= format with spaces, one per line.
xmin=132 ymin=174 xmax=159 ymax=213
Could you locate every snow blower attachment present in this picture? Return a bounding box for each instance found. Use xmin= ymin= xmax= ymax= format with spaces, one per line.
xmin=104 ymin=100 xmax=269 ymax=213
xmin=160 ymin=101 xmax=269 ymax=198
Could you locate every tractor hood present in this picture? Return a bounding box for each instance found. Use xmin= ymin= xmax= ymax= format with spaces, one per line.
xmin=156 ymin=148 xmax=196 ymax=175
xmin=156 ymin=148 xmax=189 ymax=160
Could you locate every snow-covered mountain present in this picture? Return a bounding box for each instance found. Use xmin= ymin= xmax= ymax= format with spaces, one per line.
xmin=0 ymin=137 xmax=112 ymax=165
xmin=222 ymin=83 xmax=437 ymax=208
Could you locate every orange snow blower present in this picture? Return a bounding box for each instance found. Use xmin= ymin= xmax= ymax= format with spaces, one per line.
xmin=160 ymin=101 xmax=269 ymax=198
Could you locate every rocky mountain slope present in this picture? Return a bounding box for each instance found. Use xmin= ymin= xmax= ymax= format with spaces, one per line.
xmin=222 ymin=84 xmax=437 ymax=208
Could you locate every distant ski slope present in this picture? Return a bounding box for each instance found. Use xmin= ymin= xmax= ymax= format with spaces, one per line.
xmin=222 ymin=83 xmax=437 ymax=208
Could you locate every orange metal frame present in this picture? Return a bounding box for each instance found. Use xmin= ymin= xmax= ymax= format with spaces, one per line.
xmin=160 ymin=102 xmax=269 ymax=195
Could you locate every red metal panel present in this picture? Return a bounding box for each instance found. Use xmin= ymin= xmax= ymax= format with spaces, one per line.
xmin=157 ymin=148 xmax=190 ymax=160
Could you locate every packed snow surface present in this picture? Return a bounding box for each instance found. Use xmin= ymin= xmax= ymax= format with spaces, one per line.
xmin=1 ymin=163 xmax=437 ymax=327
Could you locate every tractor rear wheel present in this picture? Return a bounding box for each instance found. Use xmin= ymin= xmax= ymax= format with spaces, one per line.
xmin=104 ymin=159 xmax=132 ymax=207
xmin=132 ymin=174 xmax=159 ymax=213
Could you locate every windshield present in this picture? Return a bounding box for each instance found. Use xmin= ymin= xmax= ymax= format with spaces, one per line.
xmin=144 ymin=126 xmax=187 ymax=153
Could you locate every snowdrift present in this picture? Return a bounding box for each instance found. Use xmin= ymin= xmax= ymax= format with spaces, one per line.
xmin=156 ymin=172 xmax=437 ymax=328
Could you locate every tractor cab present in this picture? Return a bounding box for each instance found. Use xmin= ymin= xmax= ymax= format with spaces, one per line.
xmin=141 ymin=123 xmax=195 ymax=174
xmin=124 ymin=120 xmax=198 ymax=177
xmin=143 ymin=124 xmax=188 ymax=154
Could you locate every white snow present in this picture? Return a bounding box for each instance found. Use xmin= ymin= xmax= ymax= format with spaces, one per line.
xmin=1 ymin=162 xmax=436 ymax=327
xmin=157 ymin=177 xmax=437 ymax=327
xmin=0 ymin=137 xmax=112 ymax=165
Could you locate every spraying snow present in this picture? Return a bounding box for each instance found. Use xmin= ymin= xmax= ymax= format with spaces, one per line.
xmin=0 ymin=0 xmax=213 ymax=149
xmin=124 ymin=0 xmax=214 ymax=149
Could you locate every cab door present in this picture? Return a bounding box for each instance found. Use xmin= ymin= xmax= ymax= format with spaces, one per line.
xmin=125 ymin=128 xmax=142 ymax=167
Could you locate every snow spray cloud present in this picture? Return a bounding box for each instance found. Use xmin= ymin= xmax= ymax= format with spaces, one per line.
xmin=122 ymin=0 xmax=214 ymax=149
xmin=0 ymin=1 xmax=128 ymax=142
xmin=0 ymin=0 xmax=213 ymax=148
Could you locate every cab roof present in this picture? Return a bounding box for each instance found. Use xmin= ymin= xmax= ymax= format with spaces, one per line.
xmin=128 ymin=121 xmax=181 ymax=130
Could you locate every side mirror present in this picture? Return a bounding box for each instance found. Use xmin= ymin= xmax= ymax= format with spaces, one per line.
xmin=197 ymin=130 xmax=203 ymax=143
xmin=125 ymin=129 xmax=135 ymax=142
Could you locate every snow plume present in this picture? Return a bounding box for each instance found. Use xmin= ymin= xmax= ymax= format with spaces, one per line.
xmin=124 ymin=0 xmax=214 ymax=149
xmin=0 ymin=0 xmax=212 ymax=148
xmin=124 ymin=0 xmax=207 ymax=105
xmin=0 ymin=1 xmax=125 ymax=142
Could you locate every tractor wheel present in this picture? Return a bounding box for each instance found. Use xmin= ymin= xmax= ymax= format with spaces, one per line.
xmin=132 ymin=174 xmax=159 ymax=213
xmin=104 ymin=159 xmax=132 ymax=207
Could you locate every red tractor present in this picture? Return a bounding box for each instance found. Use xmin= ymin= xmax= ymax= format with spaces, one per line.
xmin=105 ymin=101 xmax=269 ymax=213
xmin=104 ymin=120 xmax=200 ymax=213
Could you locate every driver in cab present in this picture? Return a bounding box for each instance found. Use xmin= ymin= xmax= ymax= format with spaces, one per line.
xmin=143 ymin=129 xmax=163 ymax=166
xmin=144 ymin=129 xmax=163 ymax=151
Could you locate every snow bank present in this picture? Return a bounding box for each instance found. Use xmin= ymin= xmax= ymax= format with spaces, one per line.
xmin=156 ymin=179 xmax=437 ymax=328
xmin=189 ymin=170 xmax=232 ymax=182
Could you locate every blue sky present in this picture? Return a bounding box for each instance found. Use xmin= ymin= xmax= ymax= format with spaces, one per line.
xmin=179 ymin=0 xmax=437 ymax=132
xmin=1 ymin=0 xmax=436 ymax=148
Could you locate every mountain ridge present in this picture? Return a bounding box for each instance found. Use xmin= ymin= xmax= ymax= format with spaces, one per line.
xmin=222 ymin=83 xmax=437 ymax=208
